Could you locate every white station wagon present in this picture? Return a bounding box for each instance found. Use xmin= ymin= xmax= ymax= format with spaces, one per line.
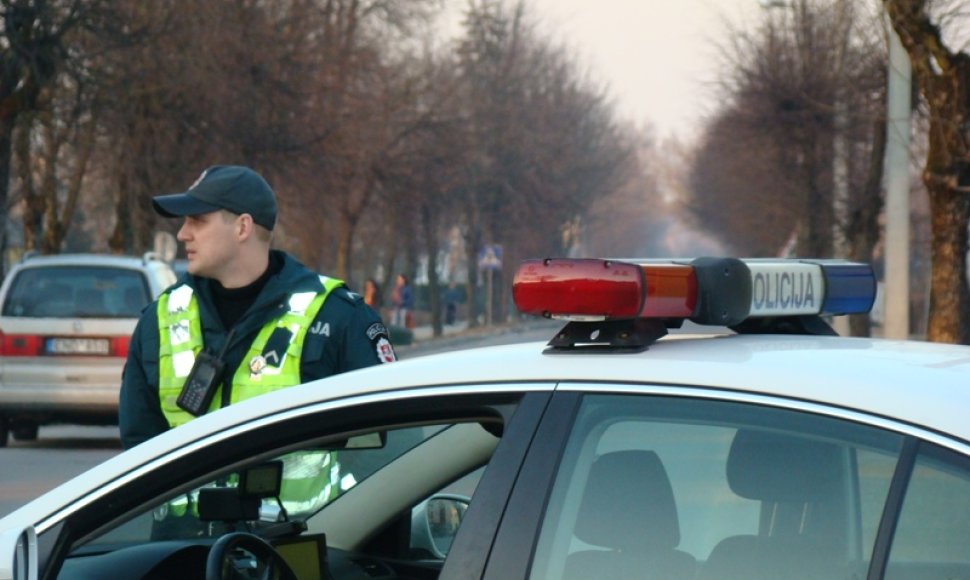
xmin=1 ymin=257 xmax=968 ymax=580
xmin=0 ymin=253 xmax=176 ymax=446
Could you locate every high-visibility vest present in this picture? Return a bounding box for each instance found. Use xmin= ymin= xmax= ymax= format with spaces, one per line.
xmin=154 ymin=275 xmax=348 ymax=520
xmin=157 ymin=275 xmax=344 ymax=427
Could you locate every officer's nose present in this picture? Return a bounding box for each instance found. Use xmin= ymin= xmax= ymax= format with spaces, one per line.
xmin=176 ymin=220 xmax=191 ymax=241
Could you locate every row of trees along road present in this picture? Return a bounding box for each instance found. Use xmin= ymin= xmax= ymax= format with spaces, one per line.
xmin=683 ymin=0 xmax=969 ymax=344
xmin=0 ymin=0 xmax=649 ymax=338
xmin=0 ymin=0 xmax=966 ymax=343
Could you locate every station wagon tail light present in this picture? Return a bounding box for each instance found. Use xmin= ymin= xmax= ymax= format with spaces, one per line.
xmin=110 ymin=336 xmax=130 ymax=358
xmin=0 ymin=332 xmax=44 ymax=356
xmin=513 ymin=257 xmax=876 ymax=350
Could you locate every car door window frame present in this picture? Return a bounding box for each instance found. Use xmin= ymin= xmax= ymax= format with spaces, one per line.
xmin=34 ymin=386 xmax=554 ymax=580
xmin=869 ymin=439 xmax=970 ymax=580
xmin=480 ymin=384 xmax=970 ymax=580
xmin=462 ymin=392 xmax=581 ymax=580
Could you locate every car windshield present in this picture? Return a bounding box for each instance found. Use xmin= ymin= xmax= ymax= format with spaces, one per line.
xmin=2 ymin=265 xmax=150 ymax=318
xmin=83 ymin=424 xmax=446 ymax=548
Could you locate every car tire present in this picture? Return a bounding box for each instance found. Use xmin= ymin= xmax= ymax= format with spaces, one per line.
xmin=0 ymin=416 xmax=8 ymax=448
xmin=12 ymin=423 xmax=38 ymax=441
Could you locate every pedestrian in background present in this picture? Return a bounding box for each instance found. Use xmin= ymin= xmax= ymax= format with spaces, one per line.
xmin=363 ymin=278 xmax=382 ymax=311
xmin=391 ymin=273 xmax=413 ymax=328
xmin=445 ymin=281 xmax=460 ymax=325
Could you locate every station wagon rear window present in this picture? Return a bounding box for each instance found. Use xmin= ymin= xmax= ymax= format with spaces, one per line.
xmin=2 ymin=266 xmax=150 ymax=318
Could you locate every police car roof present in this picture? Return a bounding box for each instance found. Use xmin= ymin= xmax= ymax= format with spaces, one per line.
xmin=233 ymin=332 xmax=970 ymax=443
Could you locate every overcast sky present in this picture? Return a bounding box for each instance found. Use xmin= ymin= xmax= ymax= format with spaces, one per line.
xmin=439 ymin=0 xmax=763 ymax=140
xmin=528 ymin=0 xmax=763 ymax=139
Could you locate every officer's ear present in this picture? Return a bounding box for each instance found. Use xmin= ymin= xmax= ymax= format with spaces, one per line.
xmin=235 ymin=213 xmax=256 ymax=241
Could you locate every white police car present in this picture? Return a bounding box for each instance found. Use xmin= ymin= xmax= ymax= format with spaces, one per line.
xmin=2 ymin=257 xmax=969 ymax=580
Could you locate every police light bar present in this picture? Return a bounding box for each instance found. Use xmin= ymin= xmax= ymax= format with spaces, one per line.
xmin=512 ymin=257 xmax=875 ymax=327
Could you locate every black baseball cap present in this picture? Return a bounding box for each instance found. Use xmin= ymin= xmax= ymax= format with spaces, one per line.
xmin=152 ymin=165 xmax=278 ymax=230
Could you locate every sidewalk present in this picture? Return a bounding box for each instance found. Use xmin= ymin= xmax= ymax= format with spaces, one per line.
xmin=410 ymin=320 xmax=471 ymax=341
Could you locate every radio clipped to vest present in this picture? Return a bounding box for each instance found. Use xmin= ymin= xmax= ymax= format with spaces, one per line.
xmin=176 ymin=331 xmax=233 ymax=417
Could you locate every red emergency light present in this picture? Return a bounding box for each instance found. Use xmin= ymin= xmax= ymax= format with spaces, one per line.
xmin=512 ymin=259 xmax=697 ymax=321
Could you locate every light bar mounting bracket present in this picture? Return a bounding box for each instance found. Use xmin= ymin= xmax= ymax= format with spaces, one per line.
xmin=545 ymin=318 xmax=669 ymax=354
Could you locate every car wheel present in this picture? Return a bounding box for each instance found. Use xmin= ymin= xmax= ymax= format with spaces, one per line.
xmin=0 ymin=416 xmax=8 ymax=448
xmin=12 ymin=422 xmax=39 ymax=441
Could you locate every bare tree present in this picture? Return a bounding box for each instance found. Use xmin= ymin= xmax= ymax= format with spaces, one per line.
xmin=276 ymin=0 xmax=439 ymax=278
xmin=0 ymin=0 xmax=638 ymax=342
xmin=0 ymin=0 xmax=120 ymax=267
xmin=884 ymin=0 xmax=970 ymax=344
xmin=13 ymin=68 xmax=96 ymax=254
xmin=690 ymin=1 xmax=885 ymax=259
xmin=687 ymin=0 xmax=887 ymax=336
xmin=688 ymin=107 xmax=801 ymax=256
xmin=456 ymin=0 xmax=633 ymax=325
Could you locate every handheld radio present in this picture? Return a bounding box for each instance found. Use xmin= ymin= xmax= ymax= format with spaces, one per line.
xmin=176 ymin=331 xmax=233 ymax=417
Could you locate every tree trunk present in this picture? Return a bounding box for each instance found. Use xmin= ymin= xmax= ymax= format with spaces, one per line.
xmin=883 ymin=0 xmax=970 ymax=344
xmin=380 ymin=214 xmax=399 ymax=312
xmin=925 ymin=184 xmax=970 ymax=343
xmin=0 ymin=114 xmax=13 ymax=273
xmin=335 ymin=213 xmax=354 ymax=281
xmin=420 ymin=203 xmax=443 ymax=337
xmin=848 ymin=118 xmax=888 ymax=337
xmin=464 ymin=209 xmax=482 ymax=329
xmin=14 ymin=118 xmax=45 ymax=253
xmin=109 ymin=168 xmax=131 ymax=254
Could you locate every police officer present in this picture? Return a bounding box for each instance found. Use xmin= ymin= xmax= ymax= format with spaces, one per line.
xmin=119 ymin=165 xmax=396 ymax=449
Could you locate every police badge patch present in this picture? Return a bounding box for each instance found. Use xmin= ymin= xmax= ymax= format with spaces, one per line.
xmin=376 ymin=337 xmax=396 ymax=363
xmin=365 ymin=322 xmax=394 ymax=363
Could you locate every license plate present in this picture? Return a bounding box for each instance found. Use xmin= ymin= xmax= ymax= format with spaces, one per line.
xmin=46 ymin=337 xmax=110 ymax=355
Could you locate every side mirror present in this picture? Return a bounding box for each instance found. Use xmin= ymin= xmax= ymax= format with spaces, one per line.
xmin=325 ymin=431 xmax=387 ymax=450
xmin=0 ymin=526 xmax=38 ymax=580
xmin=410 ymin=494 xmax=470 ymax=560
xmin=343 ymin=431 xmax=386 ymax=449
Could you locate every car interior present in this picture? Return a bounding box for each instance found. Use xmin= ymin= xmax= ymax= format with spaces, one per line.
xmin=698 ymin=429 xmax=854 ymax=580
xmin=54 ymin=420 xmax=499 ymax=580
xmin=529 ymin=395 xmax=903 ymax=580
xmin=563 ymin=449 xmax=696 ymax=580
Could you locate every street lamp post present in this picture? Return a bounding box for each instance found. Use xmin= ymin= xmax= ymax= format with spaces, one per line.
xmin=883 ymin=25 xmax=911 ymax=339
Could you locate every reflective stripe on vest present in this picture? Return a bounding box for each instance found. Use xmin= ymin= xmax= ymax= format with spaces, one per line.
xmin=157 ymin=275 xmax=344 ymax=428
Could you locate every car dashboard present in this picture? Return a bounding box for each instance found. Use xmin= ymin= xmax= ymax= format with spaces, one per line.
xmin=57 ymin=535 xmax=410 ymax=580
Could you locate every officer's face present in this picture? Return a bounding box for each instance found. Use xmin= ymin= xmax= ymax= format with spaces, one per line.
xmin=177 ymin=211 xmax=239 ymax=280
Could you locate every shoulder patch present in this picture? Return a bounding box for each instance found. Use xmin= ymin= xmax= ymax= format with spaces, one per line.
xmin=376 ymin=337 xmax=396 ymax=363
xmin=366 ymin=322 xmax=389 ymax=340
xmin=332 ymin=287 xmax=362 ymax=305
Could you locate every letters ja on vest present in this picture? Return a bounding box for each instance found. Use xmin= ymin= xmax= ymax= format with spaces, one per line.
xmin=157 ymin=276 xmax=344 ymax=428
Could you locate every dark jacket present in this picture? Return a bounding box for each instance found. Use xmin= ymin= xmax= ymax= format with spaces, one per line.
xmin=119 ymin=251 xmax=393 ymax=449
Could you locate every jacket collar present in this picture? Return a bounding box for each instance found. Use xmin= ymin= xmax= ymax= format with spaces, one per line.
xmin=180 ymin=250 xmax=324 ymax=333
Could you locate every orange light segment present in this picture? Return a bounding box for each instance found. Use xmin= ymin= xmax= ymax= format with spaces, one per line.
xmin=639 ymin=264 xmax=697 ymax=318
